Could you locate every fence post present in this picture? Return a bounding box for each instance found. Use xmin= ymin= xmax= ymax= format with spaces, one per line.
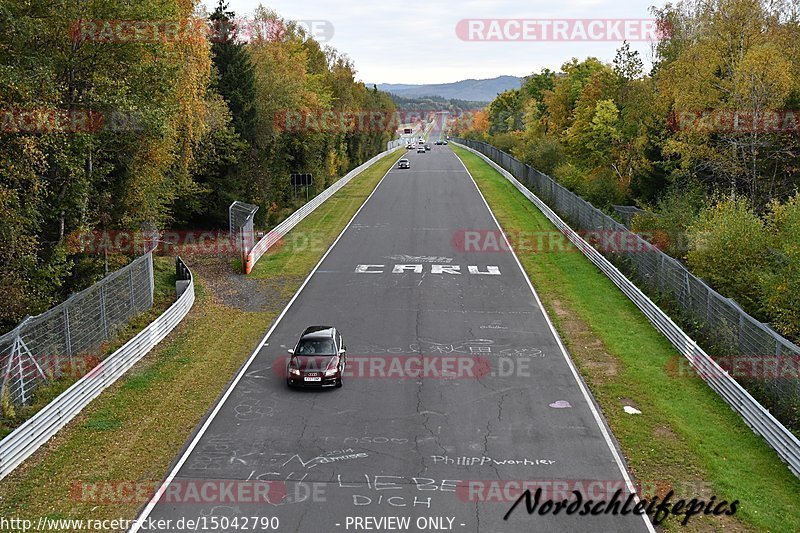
xmin=683 ymin=270 xmax=691 ymax=306
xmin=147 ymin=252 xmax=155 ymax=307
xmin=100 ymin=284 xmax=109 ymax=339
xmin=229 ymin=201 xmax=235 ymax=244
xmin=16 ymin=337 xmax=25 ymax=404
xmin=0 ymin=333 xmax=16 ymax=401
xmin=572 ymin=196 xmax=579 ymax=226
xmin=739 ymin=313 xmax=745 ymax=353
xmin=4 ymin=325 xmax=43 ymax=405
xmin=129 ymin=267 xmax=136 ymax=312
xmin=63 ymin=304 xmax=72 ymax=368
xmin=240 ymin=226 xmax=248 ymax=274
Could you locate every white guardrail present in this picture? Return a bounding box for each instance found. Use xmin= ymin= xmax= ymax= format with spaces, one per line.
xmin=456 ymin=143 xmax=800 ymax=479
xmin=245 ymin=143 xmax=403 ymax=273
xmin=0 ymin=258 xmax=196 ymax=480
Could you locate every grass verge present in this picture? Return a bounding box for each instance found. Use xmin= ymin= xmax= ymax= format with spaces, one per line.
xmin=453 ymin=145 xmax=800 ymax=532
xmin=0 ymin=149 xmax=403 ymax=523
xmin=0 ymin=256 xmax=177 ymax=439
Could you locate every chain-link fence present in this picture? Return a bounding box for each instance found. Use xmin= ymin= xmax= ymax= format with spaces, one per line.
xmin=229 ymin=201 xmax=258 ymax=266
xmin=611 ymin=205 xmax=653 ymax=228
xmin=0 ymin=237 xmax=158 ymax=407
xmin=456 ymin=139 xmax=800 ymax=423
xmin=0 ymin=257 xmax=196 ymax=480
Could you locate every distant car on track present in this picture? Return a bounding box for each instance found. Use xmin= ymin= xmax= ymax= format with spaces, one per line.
xmin=286 ymin=326 xmax=347 ymax=388
xmin=425 ymin=144 xmax=431 ymax=151
xmin=417 ymin=146 xmax=426 ymax=153
xmin=398 ymin=158 xmax=410 ymax=169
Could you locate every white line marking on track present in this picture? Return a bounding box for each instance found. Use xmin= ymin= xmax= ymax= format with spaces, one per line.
xmin=452 ymin=147 xmax=657 ymax=533
xmin=129 ymin=155 xmax=400 ymax=532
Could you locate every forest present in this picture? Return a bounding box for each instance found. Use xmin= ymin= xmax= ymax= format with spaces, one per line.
xmin=0 ymin=1 xmax=397 ymax=332
xmin=454 ymin=0 xmax=800 ymax=342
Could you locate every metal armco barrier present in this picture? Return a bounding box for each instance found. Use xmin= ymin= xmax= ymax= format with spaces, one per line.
xmin=246 ymin=144 xmax=403 ymax=274
xmin=455 ymin=141 xmax=800 ymax=479
xmin=0 ymin=258 xmax=196 ymax=480
xmin=0 ymin=238 xmax=158 ymax=407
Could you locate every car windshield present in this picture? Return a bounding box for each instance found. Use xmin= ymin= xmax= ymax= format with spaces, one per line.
xmin=296 ymin=339 xmax=336 ymax=355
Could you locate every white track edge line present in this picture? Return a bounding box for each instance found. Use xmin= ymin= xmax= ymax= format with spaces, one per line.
xmin=130 ymin=154 xmax=399 ymax=532
xmin=451 ymin=147 xmax=656 ymax=533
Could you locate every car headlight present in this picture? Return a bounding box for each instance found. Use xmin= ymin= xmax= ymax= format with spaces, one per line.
xmin=325 ymin=359 xmax=339 ymax=376
xmin=289 ymin=367 xmax=301 ymax=376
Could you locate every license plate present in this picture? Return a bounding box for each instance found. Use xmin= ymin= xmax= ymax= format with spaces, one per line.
xmin=305 ymin=377 xmax=321 ymax=382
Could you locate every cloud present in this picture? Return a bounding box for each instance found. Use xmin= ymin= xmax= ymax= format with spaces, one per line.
xmin=201 ymin=0 xmax=656 ymax=84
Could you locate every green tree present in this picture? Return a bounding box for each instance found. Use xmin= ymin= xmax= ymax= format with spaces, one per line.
xmin=687 ymin=198 xmax=768 ymax=310
xmin=209 ymin=0 xmax=257 ymax=143
xmin=613 ymin=41 xmax=643 ymax=81
xmin=521 ymin=69 xmax=555 ymax=117
xmin=543 ymin=57 xmax=608 ymax=135
xmin=760 ymin=194 xmax=800 ymax=338
xmin=486 ymin=89 xmax=522 ymax=134
xmin=0 ymin=0 xmax=221 ymax=329
xmin=657 ymin=0 xmax=799 ymax=207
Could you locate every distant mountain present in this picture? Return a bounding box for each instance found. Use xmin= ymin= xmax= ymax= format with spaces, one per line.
xmin=375 ymin=76 xmax=523 ymax=103
xmin=388 ymin=94 xmax=489 ymax=112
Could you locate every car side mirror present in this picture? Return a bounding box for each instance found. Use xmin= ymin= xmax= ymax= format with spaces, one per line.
xmin=288 ymin=349 xmax=294 ymax=354
xmin=339 ymin=349 xmax=346 ymax=355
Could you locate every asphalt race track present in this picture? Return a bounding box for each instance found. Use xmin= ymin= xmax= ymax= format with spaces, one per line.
xmin=135 ymin=145 xmax=654 ymax=532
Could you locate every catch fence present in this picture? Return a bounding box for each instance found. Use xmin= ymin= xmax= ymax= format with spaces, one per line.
xmin=0 ymin=233 xmax=158 ymax=406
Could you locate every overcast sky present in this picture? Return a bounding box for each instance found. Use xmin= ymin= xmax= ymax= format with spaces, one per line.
xmin=200 ymin=0 xmax=660 ymax=85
